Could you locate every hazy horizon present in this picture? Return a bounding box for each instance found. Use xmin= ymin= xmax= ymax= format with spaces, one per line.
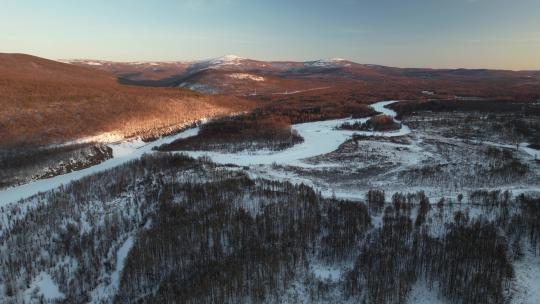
xmin=1 ymin=0 xmax=539 ymax=70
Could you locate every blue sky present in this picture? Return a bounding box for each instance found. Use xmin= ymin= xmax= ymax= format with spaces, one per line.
xmin=1 ymin=0 xmax=539 ymax=69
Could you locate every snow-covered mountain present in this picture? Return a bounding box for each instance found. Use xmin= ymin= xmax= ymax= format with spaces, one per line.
xmin=200 ymin=54 xmax=247 ymax=66
xmin=61 ymin=55 xmax=355 ymax=75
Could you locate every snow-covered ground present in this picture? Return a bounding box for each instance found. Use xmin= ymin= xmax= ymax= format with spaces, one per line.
xmin=90 ymin=236 xmax=134 ymax=303
xmin=479 ymin=140 xmax=540 ymax=160
xmin=3 ymin=99 xmax=537 ymax=207
xmin=511 ymin=246 xmax=540 ymax=304
xmin=24 ymin=272 xmax=65 ymax=302
xmin=60 ymin=131 xmax=125 ymax=146
xmin=179 ymin=101 xmax=409 ymax=167
xmin=1 ymin=98 xmax=539 ymax=303
xmin=0 ymin=101 xmax=403 ymax=206
xmin=228 ymin=73 xmax=265 ymax=82
xmin=178 ymin=82 xmax=219 ymax=94
xmin=407 ymin=279 xmax=446 ymax=304
xmin=0 ymin=127 xmax=199 ymax=207
xmin=271 ymin=86 xmax=331 ymax=95
xmin=311 ymin=263 xmax=350 ymax=282
xmin=208 ymin=54 xmax=245 ymax=66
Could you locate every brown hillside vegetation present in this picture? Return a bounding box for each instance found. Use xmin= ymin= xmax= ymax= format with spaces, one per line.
xmin=0 ymin=53 xmax=253 ymax=147
xmin=72 ymin=57 xmax=540 ymax=102
xmin=159 ymin=113 xmax=304 ymax=153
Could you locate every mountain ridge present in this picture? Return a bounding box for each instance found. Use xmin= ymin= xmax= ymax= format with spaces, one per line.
xmin=60 ymin=54 xmax=540 ymax=103
xmin=0 ymin=53 xmax=253 ymax=148
xmin=59 ymin=54 xmax=540 ymax=72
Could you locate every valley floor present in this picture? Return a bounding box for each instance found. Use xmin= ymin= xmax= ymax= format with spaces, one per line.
xmin=166 ymin=100 xmax=540 ymax=201
xmin=0 ymin=100 xmax=539 ymax=303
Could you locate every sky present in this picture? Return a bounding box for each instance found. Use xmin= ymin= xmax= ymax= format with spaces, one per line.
xmin=0 ymin=0 xmax=539 ymax=70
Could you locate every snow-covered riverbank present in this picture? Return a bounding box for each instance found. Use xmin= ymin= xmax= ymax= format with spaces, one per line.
xmin=179 ymin=100 xmax=409 ymax=167
xmin=0 ymin=100 xmax=405 ymax=206
xmin=0 ymin=128 xmax=199 ymax=206
xmin=4 ymin=99 xmax=537 ymax=207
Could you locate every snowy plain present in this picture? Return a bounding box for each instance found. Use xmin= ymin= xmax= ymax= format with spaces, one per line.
xmin=24 ymin=272 xmax=65 ymax=302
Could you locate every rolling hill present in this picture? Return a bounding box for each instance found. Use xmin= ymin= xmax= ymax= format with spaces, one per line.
xmin=65 ymin=55 xmax=540 ymax=104
xmin=0 ymin=53 xmax=253 ymax=147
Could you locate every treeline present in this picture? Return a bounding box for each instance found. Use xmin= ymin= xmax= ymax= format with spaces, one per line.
xmin=0 ymin=143 xmax=112 ymax=190
xmin=159 ymin=113 xmax=303 ymax=152
xmin=400 ymin=102 xmax=540 ymax=148
xmin=0 ymin=153 xmax=242 ymax=303
xmin=338 ymin=115 xmax=401 ymax=132
xmin=399 ymin=143 xmax=532 ymax=191
xmin=250 ymin=93 xmax=378 ymax=124
xmin=116 ymin=179 xmax=334 ymax=303
xmin=391 ymin=99 xmax=540 ymax=119
xmin=118 ymin=187 xmax=539 ymax=303
xmin=0 ymin=153 xmax=539 ymax=303
xmin=345 ymin=209 xmax=513 ymax=304
xmin=344 ymin=190 xmax=539 ymax=304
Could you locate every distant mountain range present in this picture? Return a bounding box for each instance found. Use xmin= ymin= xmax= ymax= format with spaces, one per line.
xmin=62 ymin=55 xmax=540 ymax=101
xmin=2 ymin=52 xmax=539 ymax=148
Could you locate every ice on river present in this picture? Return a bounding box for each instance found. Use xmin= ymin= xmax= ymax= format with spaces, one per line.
xmin=0 ymin=101 xmax=408 ymax=205
xmin=0 ymin=128 xmax=199 ymax=207
xmin=181 ymin=101 xmax=410 ymax=167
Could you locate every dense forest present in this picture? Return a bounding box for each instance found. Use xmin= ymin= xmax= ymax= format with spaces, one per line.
xmin=399 ymin=145 xmax=531 ymax=190
xmin=0 ymin=143 xmax=112 ymax=190
xmin=158 ymin=113 xmax=303 ymax=152
xmin=255 ymin=98 xmax=377 ymax=124
xmin=391 ymin=99 xmax=540 ymax=119
xmin=0 ymin=153 xmax=538 ymax=303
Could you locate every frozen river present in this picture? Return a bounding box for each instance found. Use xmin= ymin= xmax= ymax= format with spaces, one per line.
xmin=180 ymin=100 xmax=409 ymax=166
xmin=0 ymin=100 xmax=405 ymax=206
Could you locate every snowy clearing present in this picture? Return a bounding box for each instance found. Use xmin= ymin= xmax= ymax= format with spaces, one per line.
xmin=407 ymin=279 xmax=446 ymax=304
xmin=511 ymin=246 xmax=540 ymax=304
xmin=24 ymin=272 xmax=65 ymax=302
xmin=228 ymin=73 xmax=265 ymax=81
xmin=271 ymin=86 xmax=332 ymax=95
xmin=90 ymin=236 xmax=134 ymax=303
